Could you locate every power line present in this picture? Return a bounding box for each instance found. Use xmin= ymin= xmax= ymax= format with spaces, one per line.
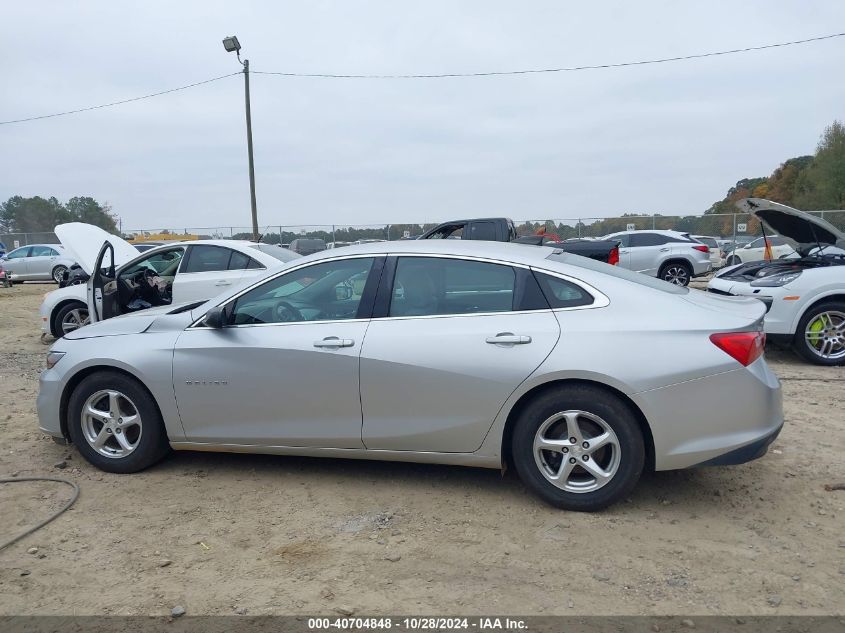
xmin=253 ymin=31 xmax=845 ymax=78
xmin=0 ymin=72 xmax=240 ymax=126
xmin=1 ymin=31 xmax=842 ymax=126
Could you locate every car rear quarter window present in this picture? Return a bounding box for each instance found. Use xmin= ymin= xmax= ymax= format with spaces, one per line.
xmin=468 ymin=221 xmax=497 ymax=241
xmin=228 ymin=250 xmax=264 ymax=271
xmin=545 ymin=252 xmax=689 ymax=294
xmin=533 ymin=272 xmax=594 ymax=308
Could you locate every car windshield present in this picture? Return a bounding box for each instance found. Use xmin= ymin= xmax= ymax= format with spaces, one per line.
xmin=545 ymin=251 xmax=689 ymax=294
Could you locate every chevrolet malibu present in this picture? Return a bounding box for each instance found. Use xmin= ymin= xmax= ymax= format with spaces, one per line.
xmin=38 ymin=240 xmax=783 ymax=511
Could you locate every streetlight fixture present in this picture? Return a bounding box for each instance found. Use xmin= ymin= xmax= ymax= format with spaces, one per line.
xmin=222 ymin=35 xmax=259 ymax=241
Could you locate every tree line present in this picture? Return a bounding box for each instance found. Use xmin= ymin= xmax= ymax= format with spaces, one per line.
xmin=3 ymin=120 xmax=843 ymax=241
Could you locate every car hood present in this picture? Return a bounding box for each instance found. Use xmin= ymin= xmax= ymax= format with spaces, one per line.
xmin=736 ymin=198 xmax=845 ymax=255
xmin=63 ymin=304 xmax=193 ymax=340
xmin=55 ymin=223 xmax=140 ymax=275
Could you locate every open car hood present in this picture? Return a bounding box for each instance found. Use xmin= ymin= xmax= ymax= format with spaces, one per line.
xmin=736 ymin=198 xmax=845 ymax=256
xmin=55 ymin=223 xmax=140 ymax=275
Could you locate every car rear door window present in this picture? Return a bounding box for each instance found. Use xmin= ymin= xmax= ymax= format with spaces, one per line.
xmin=183 ymin=245 xmax=234 ymax=273
xmin=468 ymin=222 xmax=497 ymax=241
xmin=389 ymin=257 xmax=516 ymax=317
xmin=630 ymin=233 xmax=667 ymax=247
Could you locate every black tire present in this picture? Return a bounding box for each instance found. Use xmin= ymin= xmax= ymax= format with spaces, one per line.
xmin=658 ymin=261 xmax=692 ymax=286
xmin=52 ymin=301 xmax=89 ymax=338
xmin=51 ymin=265 xmax=68 ymax=284
xmin=726 ymin=255 xmax=741 ymax=266
xmin=792 ymin=301 xmax=845 ymax=366
xmin=511 ymin=384 xmax=645 ymax=511
xmin=67 ymin=371 xmax=171 ymax=473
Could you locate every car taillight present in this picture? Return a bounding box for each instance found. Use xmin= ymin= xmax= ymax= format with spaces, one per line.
xmin=608 ymin=246 xmax=619 ymax=266
xmin=709 ymin=331 xmax=765 ymax=366
xmin=693 ymin=245 xmax=710 ymax=253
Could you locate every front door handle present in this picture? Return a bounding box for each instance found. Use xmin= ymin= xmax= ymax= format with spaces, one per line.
xmin=214 ymin=280 xmax=233 ymax=286
xmin=659 ymin=247 xmax=670 ymax=252
xmin=486 ymin=333 xmax=532 ymax=345
xmin=313 ymin=337 xmax=355 ymax=349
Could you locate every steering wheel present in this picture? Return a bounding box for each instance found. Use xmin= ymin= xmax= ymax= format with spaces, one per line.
xmin=275 ymin=300 xmax=304 ymax=323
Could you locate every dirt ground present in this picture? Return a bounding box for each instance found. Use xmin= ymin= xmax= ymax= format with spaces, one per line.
xmin=0 ymin=282 xmax=843 ymax=617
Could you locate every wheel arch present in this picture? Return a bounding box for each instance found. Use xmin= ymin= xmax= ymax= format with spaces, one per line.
xmin=50 ymin=298 xmax=88 ymax=337
xmin=659 ymin=258 xmax=693 ymax=273
xmin=500 ymin=378 xmax=655 ymax=472
xmin=59 ymin=365 xmax=165 ymax=441
xmin=790 ymin=292 xmax=845 ymax=334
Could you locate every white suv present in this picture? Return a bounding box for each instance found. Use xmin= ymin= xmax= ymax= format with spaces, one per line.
xmin=603 ymin=230 xmax=713 ymax=286
xmin=40 ymin=224 xmax=299 ymax=338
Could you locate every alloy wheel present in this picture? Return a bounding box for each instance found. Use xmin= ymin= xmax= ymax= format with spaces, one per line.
xmin=80 ymin=390 xmax=143 ymax=458
xmin=61 ymin=308 xmax=90 ymax=335
xmin=533 ymin=410 xmax=621 ymax=493
xmin=663 ymin=265 xmax=689 ymax=286
xmin=53 ymin=266 xmax=67 ymax=283
xmin=804 ymin=310 xmax=845 ymax=361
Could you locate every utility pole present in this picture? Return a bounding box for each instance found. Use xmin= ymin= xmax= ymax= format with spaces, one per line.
xmin=223 ymin=36 xmax=259 ymax=241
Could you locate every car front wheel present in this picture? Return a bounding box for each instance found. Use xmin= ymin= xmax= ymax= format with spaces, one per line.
xmin=53 ymin=302 xmax=90 ymax=337
xmin=67 ymin=371 xmax=170 ymax=473
xmin=511 ymin=384 xmax=645 ymax=511
xmin=793 ymin=302 xmax=845 ymax=366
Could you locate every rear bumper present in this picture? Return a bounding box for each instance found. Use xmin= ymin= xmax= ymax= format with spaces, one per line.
xmin=692 ymin=422 xmax=782 ymax=467
xmin=632 ymin=357 xmax=783 ymax=471
xmin=691 ymin=260 xmax=713 ymax=276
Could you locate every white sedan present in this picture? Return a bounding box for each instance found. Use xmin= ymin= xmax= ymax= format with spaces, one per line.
xmin=708 ymin=199 xmax=845 ymax=365
xmin=40 ymin=223 xmax=299 ymax=338
xmin=724 ymin=234 xmax=796 ymax=266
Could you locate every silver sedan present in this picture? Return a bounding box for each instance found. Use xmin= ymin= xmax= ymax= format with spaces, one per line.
xmin=37 ymin=240 xmax=782 ymax=510
xmin=2 ymin=243 xmax=76 ymax=283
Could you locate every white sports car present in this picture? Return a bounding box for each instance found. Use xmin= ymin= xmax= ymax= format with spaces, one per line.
xmin=707 ymin=199 xmax=845 ymax=365
xmin=40 ymin=223 xmax=299 ymax=338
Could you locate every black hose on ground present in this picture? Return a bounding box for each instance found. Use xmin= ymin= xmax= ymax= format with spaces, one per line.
xmin=0 ymin=476 xmax=80 ymax=551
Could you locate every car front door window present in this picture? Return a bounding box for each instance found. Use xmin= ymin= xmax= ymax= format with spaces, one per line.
xmin=229 ymin=257 xmax=376 ymax=325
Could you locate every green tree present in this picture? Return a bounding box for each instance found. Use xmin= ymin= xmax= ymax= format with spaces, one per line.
xmin=1 ymin=195 xmax=117 ymax=233
xmin=794 ymin=120 xmax=845 ymax=210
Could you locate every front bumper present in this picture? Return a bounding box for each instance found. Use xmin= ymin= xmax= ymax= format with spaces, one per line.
xmin=706 ymin=277 xmax=797 ymax=335
xmin=37 ymin=367 xmax=65 ymax=439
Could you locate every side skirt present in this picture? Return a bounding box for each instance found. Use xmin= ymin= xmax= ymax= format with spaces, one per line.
xmin=169 ymin=441 xmax=502 ymax=469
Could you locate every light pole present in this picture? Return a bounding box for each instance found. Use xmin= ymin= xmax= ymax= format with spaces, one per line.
xmin=222 ymin=35 xmax=259 ymax=241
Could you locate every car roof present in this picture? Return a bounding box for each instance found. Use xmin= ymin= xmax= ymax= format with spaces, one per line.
xmin=606 ymin=229 xmax=688 ymax=237
xmin=295 ymin=238 xmax=558 ymax=267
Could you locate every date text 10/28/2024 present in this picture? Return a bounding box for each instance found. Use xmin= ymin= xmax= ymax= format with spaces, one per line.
xmin=308 ymin=618 xmax=527 ymax=631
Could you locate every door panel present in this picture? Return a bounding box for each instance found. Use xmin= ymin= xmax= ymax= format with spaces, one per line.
xmin=360 ymin=311 xmax=560 ymax=452
xmin=173 ymin=322 xmax=369 ymax=447
xmin=172 ymin=245 xmax=245 ymax=303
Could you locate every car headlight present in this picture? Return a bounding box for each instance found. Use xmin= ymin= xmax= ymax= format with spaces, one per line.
xmin=46 ymin=351 xmax=66 ymax=369
xmin=750 ymin=271 xmax=802 ymax=287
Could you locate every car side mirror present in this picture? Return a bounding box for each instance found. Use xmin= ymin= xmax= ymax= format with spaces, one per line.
xmin=204 ymin=305 xmax=229 ymax=328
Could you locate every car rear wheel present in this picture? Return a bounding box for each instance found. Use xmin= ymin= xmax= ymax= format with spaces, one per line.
xmin=53 ymin=301 xmax=90 ymax=337
xmin=52 ymin=265 xmax=68 ymax=284
xmin=67 ymin=371 xmax=170 ymax=473
xmin=793 ymin=302 xmax=845 ymax=366
xmin=511 ymin=384 xmax=645 ymax=511
xmin=658 ymin=261 xmax=692 ymax=286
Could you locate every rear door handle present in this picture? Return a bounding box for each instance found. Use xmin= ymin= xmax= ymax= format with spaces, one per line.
xmin=486 ymin=333 xmax=532 ymax=345
xmin=313 ymin=337 xmax=355 ymax=348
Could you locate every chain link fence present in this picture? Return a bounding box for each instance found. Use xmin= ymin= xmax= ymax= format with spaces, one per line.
xmin=6 ymin=210 xmax=843 ymax=254
xmin=0 ymin=232 xmax=60 ymax=250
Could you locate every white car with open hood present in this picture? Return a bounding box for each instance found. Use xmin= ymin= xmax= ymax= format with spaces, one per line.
xmin=707 ymin=199 xmax=845 ymax=365
xmin=40 ymin=223 xmax=299 ymax=337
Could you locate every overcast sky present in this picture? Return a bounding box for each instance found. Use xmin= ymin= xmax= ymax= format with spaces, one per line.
xmin=2 ymin=1 xmax=844 ymax=232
